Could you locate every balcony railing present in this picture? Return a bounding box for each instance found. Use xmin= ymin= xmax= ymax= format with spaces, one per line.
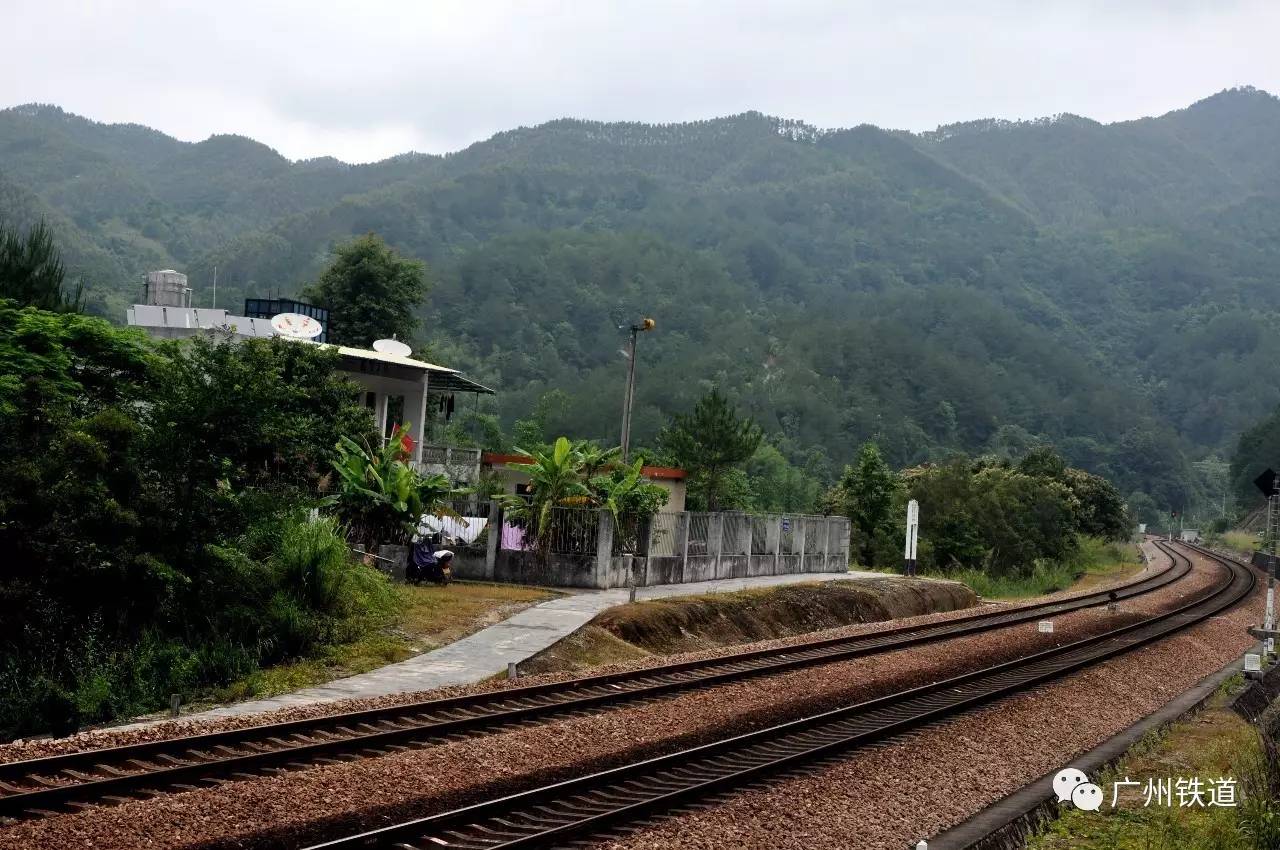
xmin=414 ymin=445 xmax=482 ymax=481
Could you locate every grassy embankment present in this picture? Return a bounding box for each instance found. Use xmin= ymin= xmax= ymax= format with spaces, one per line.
xmin=520 ymin=577 xmax=977 ymax=676
xmin=1216 ymin=530 xmax=1262 ymax=557
xmin=211 ymin=581 xmax=553 ymax=703
xmin=1029 ymin=678 xmax=1280 ymax=850
xmin=944 ymin=537 xmax=1144 ymax=601
xmin=215 ymin=539 xmax=1138 ymax=701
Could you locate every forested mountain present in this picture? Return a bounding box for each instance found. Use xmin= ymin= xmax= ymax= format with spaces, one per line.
xmin=4 ymin=88 xmax=1280 ymax=520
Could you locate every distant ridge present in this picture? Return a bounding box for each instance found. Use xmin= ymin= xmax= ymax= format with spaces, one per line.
xmin=3 ymin=86 xmax=1280 ymax=515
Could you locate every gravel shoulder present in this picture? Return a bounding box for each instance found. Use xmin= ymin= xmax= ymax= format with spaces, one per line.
xmin=0 ymin=546 xmax=1215 ymax=850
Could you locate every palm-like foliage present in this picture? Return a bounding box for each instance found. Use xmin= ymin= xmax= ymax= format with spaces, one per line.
xmin=499 ymin=437 xmax=593 ymax=560
xmin=327 ymin=425 xmax=462 ymax=546
xmin=499 ymin=438 xmax=669 ymax=561
xmin=591 ymin=458 xmax=654 ymax=526
xmin=576 ymin=441 xmax=621 ymax=479
xmin=591 ymin=458 xmax=670 ymax=553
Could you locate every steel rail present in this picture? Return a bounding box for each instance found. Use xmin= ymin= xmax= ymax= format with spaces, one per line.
xmin=0 ymin=542 xmax=1186 ymax=819
xmin=302 ymin=542 xmax=1253 ymax=850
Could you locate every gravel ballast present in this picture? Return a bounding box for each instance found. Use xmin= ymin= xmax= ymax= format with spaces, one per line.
xmin=0 ymin=545 xmax=1225 ymax=850
xmin=598 ymin=548 xmax=1262 ymax=850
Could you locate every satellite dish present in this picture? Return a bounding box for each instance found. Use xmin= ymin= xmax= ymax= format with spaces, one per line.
xmin=271 ymin=312 xmax=323 ymax=339
xmin=373 ymin=338 xmax=413 ymax=357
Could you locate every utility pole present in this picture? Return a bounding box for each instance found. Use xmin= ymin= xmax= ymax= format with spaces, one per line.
xmin=618 ymin=318 xmax=655 ymax=461
xmin=212 ymin=264 xmax=217 ymax=310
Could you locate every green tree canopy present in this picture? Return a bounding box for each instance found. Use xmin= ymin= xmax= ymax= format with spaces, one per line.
xmin=303 ymin=233 xmax=428 ymax=348
xmin=1021 ymin=445 xmax=1130 ymax=540
xmin=830 ymin=442 xmax=901 ymax=567
xmin=0 ymin=219 xmax=82 ymax=312
xmin=1231 ymin=404 xmax=1280 ymax=508
xmin=745 ymin=444 xmax=822 ymax=513
xmin=906 ymin=458 xmax=1080 ymax=575
xmin=659 ymin=389 xmax=763 ymax=511
xmin=0 ymin=306 xmax=382 ymax=736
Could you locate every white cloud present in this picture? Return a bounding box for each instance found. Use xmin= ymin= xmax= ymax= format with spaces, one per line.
xmin=3 ymin=0 xmax=1278 ymax=162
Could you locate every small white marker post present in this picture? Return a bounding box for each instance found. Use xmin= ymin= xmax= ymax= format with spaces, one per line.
xmin=1038 ymin=621 xmax=1054 ymax=634
xmin=507 ymin=662 xmax=518 ymax=680
xmin=903 ymin=500 xmax=920 ymax=577
xmin=915 ymin=841 xmax=928 ymax=850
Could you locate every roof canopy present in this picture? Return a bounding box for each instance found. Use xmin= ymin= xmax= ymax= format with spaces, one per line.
xmin=330 ymin=344 xmax=494 ymax=394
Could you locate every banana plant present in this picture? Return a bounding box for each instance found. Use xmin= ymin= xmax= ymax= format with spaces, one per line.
xmin=327 ymin=424 xmax=463 ymax=547
xmin=590 ymin=457 xmax=646 ymax=528
xmin=498 ymin=436 xmax=592 ymax=562
xmin=591 ymin=458 xmax=669 ymax=553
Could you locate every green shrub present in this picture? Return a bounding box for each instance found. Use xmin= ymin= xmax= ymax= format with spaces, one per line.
xmin=276 ymin=514 xmax=353 ymax=611
xmin=272 ymin=513 xmax=399 ymax=644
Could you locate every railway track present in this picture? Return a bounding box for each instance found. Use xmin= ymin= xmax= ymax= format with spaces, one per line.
xmin=0 ymin=542 xmax=1187 ymax=820
xmin=304 ymin=541 xmax=1253 ymax=850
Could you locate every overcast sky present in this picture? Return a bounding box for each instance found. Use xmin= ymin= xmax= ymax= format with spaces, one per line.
xmin=4 ymin=0 xmax=1278 ymax=163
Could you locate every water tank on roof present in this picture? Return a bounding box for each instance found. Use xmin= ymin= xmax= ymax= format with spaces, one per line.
xmin=144 ymin=269 xmax=191 ymax=308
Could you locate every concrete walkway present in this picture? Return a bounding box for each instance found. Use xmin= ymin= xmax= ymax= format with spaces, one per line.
xmin=168 ymin=570 xmax=884 ymax=722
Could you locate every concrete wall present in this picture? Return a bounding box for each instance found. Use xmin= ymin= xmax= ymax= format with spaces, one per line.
xmin=652 ymin=478 xmax=686 ymax=513
xmin=478 ymin=504 xmax=851 ymax=590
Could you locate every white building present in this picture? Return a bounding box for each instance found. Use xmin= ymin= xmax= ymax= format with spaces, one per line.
xmin=126 ymin=273 xmax=493 ymax=481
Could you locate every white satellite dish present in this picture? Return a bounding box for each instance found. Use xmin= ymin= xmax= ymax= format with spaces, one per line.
xmin=271 ymin=312 xmax=323 ymax=339
xmin=373 ymin=337 xmax=413 ymax=357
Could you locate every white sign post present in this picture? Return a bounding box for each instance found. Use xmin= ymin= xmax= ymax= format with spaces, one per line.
xmin=904 ymin=499 xmax=920 ymax=576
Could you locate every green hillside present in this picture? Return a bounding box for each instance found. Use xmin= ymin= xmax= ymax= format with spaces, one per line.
xmin=4 ymin=88 xmax=1280 ymax=517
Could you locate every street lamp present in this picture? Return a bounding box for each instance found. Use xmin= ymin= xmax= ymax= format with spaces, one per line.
xmin=619 ymin=317 xmax=655 ymax=461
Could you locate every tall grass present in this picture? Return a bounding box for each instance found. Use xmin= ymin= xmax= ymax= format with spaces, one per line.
xmin=947 ymin=560 xmax=1077 ymax=599
xmin=935 ymin=537 xmax=1139 ymax=600
xmin=1237 ymin=730 xmax=1280 ymax=849
xmin=1218 ymin=530 xmax=1262 ymax=555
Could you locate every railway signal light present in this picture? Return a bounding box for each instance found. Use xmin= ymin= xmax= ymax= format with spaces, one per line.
xmin=1253 ymin=468 xmax=1278 ymax=497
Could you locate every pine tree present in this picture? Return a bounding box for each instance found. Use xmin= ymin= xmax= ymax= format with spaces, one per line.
xmin=0 ymin=220 xmax=82 ymax=312
xmin=659 ymin=389 xmax=762 ymax=511
xmin=836 ymin=442 xmax=899 ymax=567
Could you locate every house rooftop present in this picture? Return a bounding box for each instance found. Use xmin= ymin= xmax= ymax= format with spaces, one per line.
xmin=324 ymin=344 xmax=495 ymax=394
xmin=125 ymin=303 xmax=494 ymax=395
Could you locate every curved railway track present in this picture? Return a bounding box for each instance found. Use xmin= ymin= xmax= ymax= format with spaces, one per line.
xmin=0 ymin=541 xmax=1189 ymax=820
xmin=304 ymin=541 xmax=1254 ymax=850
